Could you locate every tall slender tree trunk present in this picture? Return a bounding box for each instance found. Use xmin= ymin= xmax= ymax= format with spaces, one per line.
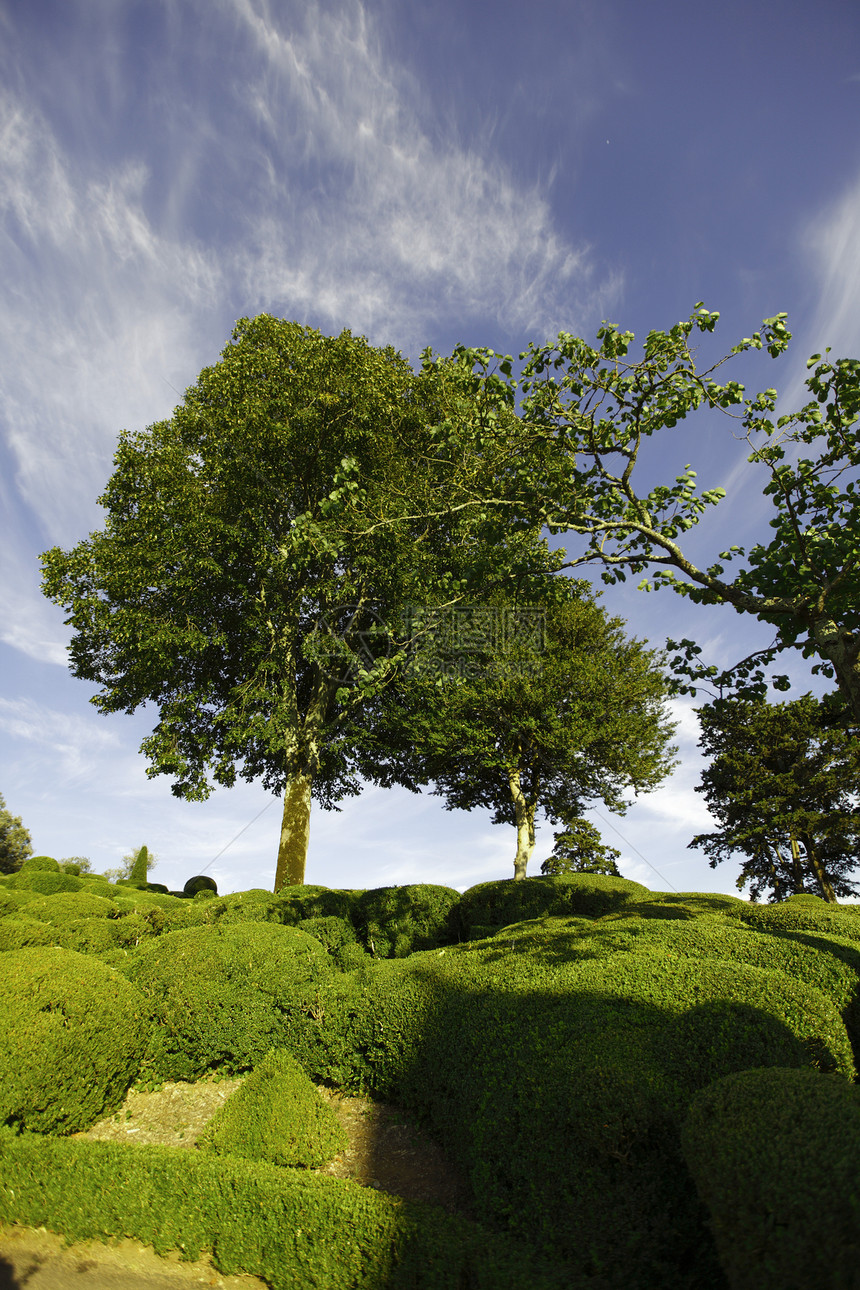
xmin=273 ymin=674 xmax=330 ymax=892
xmin=508 ymin=766 xmax=536 ymax=880
xmin=274 ymin=770 xmax=313 ymax=892
xmin=789 ymin=832 xmax=806 ymax=894
xmin=800 ymin=831 xmax=838 ymax=904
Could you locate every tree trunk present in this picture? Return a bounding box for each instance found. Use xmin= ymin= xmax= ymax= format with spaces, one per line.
xmin=800 ymin=832 xmax=838 ymax=904
xmin=789 ymin=832 xmax=805 ymax=894
xmin=809 ymin=616 xmax=860 ymax=725
xmin=273 ymin=671 xmax=332 ymax=892
xmin=274 ymin=770 xmax=313 ymax=892
xmin=508 ymin=767 xmax=536 ymax=880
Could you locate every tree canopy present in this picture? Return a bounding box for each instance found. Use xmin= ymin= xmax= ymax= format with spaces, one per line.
xmin=425 ymin=308 xmax=860 ymax=719
xmin=355 ymin=580 xmax=677 ymax=878
xmin=689 ymin=692 xmax=860 ymax=903
xmin=0 ymin=792 xmax=33 ymax=875
xmin=41 ymin=315 xmax=554 ymax=890
xmin=540 ymin=817 xmax=622 ymax=877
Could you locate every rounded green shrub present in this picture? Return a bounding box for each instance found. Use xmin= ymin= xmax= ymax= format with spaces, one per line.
xmin=184 ymin=874 xmax=218 ymax=897
xmin=577 ymin=916 xmax=860 ymax=1039
xmin=334 ymin=941 xmax=372 ymax=972
xmin=198 ymin=1047 xmax=348 ymax=1168
xmin=9 ymin=870 xmax=83 ymax=896
xmin=58 ymin=918 xmax=125 ymax=955
xmin=19 ymin=856 xmax=60 ymax=873
xmin=122 ymin=922 xmax=335 ymax=1081
xmin=456 ymin=873 xmax=649 ymax=936
xmin=681 ymin=1067 xmax=860 ymax=1290
xmin=23 ymin=892 xmax=117 ymax=925
xmin=723 ymin=899 xmax=860 ymax=944
xmin=78 ymin=876 xmax=114 ymax=896
xmin=275 ymin=885 xmax=360 ymax=926
xmin=0 ymin=887 xmax=40 ymax=916
xmin=0 ymin=947 xmax=151 ymax=1133
xmin=198 ymin=891 xmax=283 ymax=925
xmin=0 ymin=917 xmax=56 ymax=951
xmin=608 ymin=892 xmax=747 ymax=922
xmin=297 ymin=915 xmax=358 ymax=955
xmin=334 ymin=937 xmax=855 ymax=1285
xmin=354 ymin=885 xmax=461 ymax=958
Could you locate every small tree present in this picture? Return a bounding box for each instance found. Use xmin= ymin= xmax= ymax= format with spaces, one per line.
xmin=689 ymin=692 xmax=860 ymax=903
xmin=0 ymin=792 xmax=33 ymax=875
xmin=60 ymin=856 xmax=93 ymax=874
xmin=358 ymin=580 xmax=677 ymax=878
xmin=541 ymin=817 xmax=622 ymax=876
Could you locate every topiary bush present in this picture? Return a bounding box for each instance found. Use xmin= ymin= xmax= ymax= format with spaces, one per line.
xmin=286 ymin=933 xmax=854 ymax=1288
xmin=184 ymin=874 xmax=218 ymax=897
xmin=0 ymin=947 xmax=151 ymax=1133
xmin=275 ymin=885 xmax=361 ymax=926
xmin=0 ymin=887 xmax=40 ymax=915
xmin=197 ymin=890 xmax=284 ymax=926
xmin=455 ymin=873 xmax=649 ymax=937
xmin=9 ymin=869 xmax=84 ymax=896
xmin=722 ymin=899 xmax=860 ymax=944
xmin=354 ymin=885 xmax=461 ymax=958
xmin=19 ymin=856 xmax=60 ymax=873
xmin=297 ymin=915 xmax=358 ymax=955
xmin=681 ymin=1066 xmax=860 ymax=1290
xmin=198 ymin=1048 xmax=348 ymax=1168
xmin=0 ymin=917 xmax=57 ymax=951
xmin=121 ymin=922 xmax=337 ymax=1081
xmin=23 ymin=892 xmax=118 ymax=925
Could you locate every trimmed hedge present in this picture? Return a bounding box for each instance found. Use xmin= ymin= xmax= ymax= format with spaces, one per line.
xmin=198 ymin=1047 xmax=348 ymax=1168
xmin=681 ymin=1067 xmax=860 ymax=1290
xmin=0 ymin=916 xmax=56 ymax=951
xmin=23 ymin=892 xmax=118 ymax=924
xmin=194 ymin=890 xmax=284 ymax=926
xmin=0 ymin=886 xmax=40 ymax=915
xmin=723 ymin=899 xmax=860 ymax=944
xmin=577 ymin=915 xmax=860 ymax=1043
xmin=455 ymin=874 xmax=650 ymax=937
xmin=19 ymin=856 xmax=60 ymax=873
xmin=283 ymin=941 xmax=854 ymax=1288
xmin=8 ymin=870 xmax=83 ymax=895
xmin=0 ymin=948 xmax=150 ymax=1133
xmin=276 ymin=884 xmax=363 ymax=925
xmin=354 ymin=885 xmax=461 ymax=958
xmin=121 ymin=922 xmax=337 ymax=1080
xmin=0 ymin=1130 xmax=572 ymax=1289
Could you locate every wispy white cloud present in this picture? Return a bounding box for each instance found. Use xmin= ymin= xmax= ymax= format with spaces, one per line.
xmin=0 ymin=0 xmax=616 ymax=665
xmin=0 ymin=92 xmax=223 ymax=539
xmin=782 ymin=170 xmax=860 ymax=409
xmin=0 ymin=696 xmax=120 ymax=788
xmin=227 ymin=0 xmax=619 ymax=346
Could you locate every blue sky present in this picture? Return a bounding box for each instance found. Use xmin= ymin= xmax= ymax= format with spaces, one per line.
xmin=2 ymin=0 xmax=859 ymax=897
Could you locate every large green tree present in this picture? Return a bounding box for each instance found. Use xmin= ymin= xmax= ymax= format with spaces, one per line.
xmin=425 ymin=309 xmax=860 ymax=717
xmin=357 ymin=581 xmax=677 ymax=878
xmin=689 ymin=692 xmax=860 ymax=903
xmin=0 ymin=792 xmax=33 ymax=875
xmin=41 ymin=315 xmax=549 ymax=891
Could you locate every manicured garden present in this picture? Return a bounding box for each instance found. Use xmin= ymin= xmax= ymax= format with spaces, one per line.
xmin=2 ymin=857 xmax=859 ymax=1289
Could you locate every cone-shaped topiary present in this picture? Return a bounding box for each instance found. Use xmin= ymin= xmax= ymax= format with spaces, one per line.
xmin=198 ymin=1048 xmax=348 ymax=1168
xmin=128 ymin=846 xmax=149 ymax=885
